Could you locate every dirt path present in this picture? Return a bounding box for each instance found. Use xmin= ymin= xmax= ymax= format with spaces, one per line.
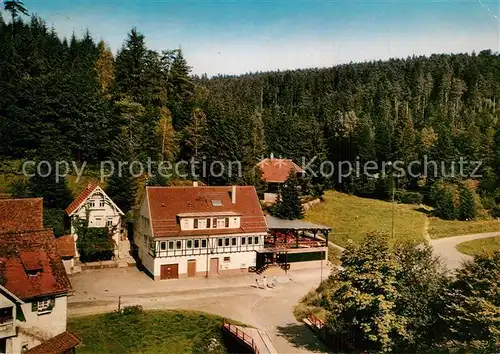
xmin=68 ymin=267 xmax=329 ymax=353
xmin=429 ymin=232 xmax=500 ymax=270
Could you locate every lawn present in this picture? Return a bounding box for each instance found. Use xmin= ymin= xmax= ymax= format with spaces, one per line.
xmin=305 ymin=191 xmax=427 ymax=247
xmin=455 ymin=236 xmax=500 ymax=256
xmin=428 ymin=218 xmax=500 ymax=239
xmin=68 ymin=309 xmax=231 ymax=354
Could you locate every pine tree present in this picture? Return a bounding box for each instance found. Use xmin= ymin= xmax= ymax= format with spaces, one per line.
xmin=166 ymin=49 xmax=194 ymax=130
xmin=250 ymin=108 xmax=267 ymax=160
xmin=435 ymin=188 xmax=457 ymax=220
xmin=459 ymin=185 xmax=477 ymax=220
xmin=182 ymin=107 xmax=207 ymax=161
xmin=3 ymin=0 xmax=28 ymax=23
xmin=29 ymin=139 xmax=73 ymax=210
xmin=272 ymin=170 xmax=303 ymax=220
xmin=114 ymin=27 xmax=147 ymax=101
xmin=105 ymin=130 xmax=137 ymax=214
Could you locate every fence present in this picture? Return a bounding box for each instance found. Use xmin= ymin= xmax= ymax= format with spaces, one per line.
xmin=305 ymin=312 xmax=363 ymax=354
xmin=222 ymin=319 xmax=259 ymax=354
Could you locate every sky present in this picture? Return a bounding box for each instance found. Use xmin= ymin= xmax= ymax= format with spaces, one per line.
xmin=3 ymin=0 xmax=499 ymax=76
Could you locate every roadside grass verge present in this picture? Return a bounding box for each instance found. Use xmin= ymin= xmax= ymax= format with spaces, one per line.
xmin=68 ymin=309 xmax=237 ymax=354
xmin=305 ymin=191 xmax=426 ymax=247
xmin=428 ymin=218 xmax=500 ymax=239
xmin=455 ymin=236 xmax=500 ymax=256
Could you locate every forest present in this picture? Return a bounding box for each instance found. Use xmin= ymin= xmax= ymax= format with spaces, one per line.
xmin=1 ymin=7 xmax=500 ymax=220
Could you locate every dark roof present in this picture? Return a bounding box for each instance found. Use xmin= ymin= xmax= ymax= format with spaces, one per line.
xmin=0 ymin=229 xmax=71 ymax=300
xmin=56 ymin=235 xmax=76 ymax=258
xmin=256 ymin=158 xmax=304 ymax=183
xmin=65 ymin=183 xmax=98 ymax=215
xmin=266 ymin=215 xmax=331 ymax=231
xmin=25 ymin=331 xmax=81 ymax=354
xmin=0 ymin=198 xmax=43 ymax=233
xmin=147 ymin=186 xmax=268 ymax=238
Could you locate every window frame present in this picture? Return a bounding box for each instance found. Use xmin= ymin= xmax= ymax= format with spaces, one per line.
xmin=193 ymin=219 xmax=198 ymax=229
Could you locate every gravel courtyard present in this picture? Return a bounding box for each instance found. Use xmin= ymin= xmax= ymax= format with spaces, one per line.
xmin=68 ymin=266 xmax=330 ymax=353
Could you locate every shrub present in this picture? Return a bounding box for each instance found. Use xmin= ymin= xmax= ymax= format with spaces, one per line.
xmin=395 ymin=190 xmax=423 ymax=204
xmin=120 ymin=305 xmax=144 ymax=315
xmin=430 ymin=181 xmax=458 ymax=220
xmin=491 ymin=206 xmax=500 ymax=218
xmin=435 ymin=189 xmax=457 ymax=220
xmin=459 ymin=186 xmax=477 ymax=220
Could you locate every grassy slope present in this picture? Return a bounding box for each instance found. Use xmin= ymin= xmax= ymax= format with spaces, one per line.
xmin=305 ymin=191 xmax=427 ymax=247
xmin=456 ymin=236 xmax=500 ymax=256
xmin=305 ymin=191 xmax=500 ymax=247
xmin=68 ymin=310 xmax=230 ymax=354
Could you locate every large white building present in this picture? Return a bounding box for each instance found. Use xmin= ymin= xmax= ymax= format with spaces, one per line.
xmin=134 ymin=185 xmax=268 ymax=280
xmin=66 ymin=183 xmax=129 ymax=260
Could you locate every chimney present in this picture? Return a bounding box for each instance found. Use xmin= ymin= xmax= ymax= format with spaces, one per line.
xmin=231 ymin=185 xmax=236 ymax=204
xmin=193 ymin=181 xmax=198 ymax=187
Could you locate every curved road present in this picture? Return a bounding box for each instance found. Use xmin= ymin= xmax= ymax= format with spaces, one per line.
xmin=68 ymin=267 xmax=329 ymax=353
xmin=429 ymin=232 xmax=500 ymax=270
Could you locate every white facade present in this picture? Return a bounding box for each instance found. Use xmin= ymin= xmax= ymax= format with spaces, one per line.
xmin=135 ymin=195 xmax=267 ymax=280
xmin=0 ymin=289 xmax=67 ymax=354
xmin=69 ymin=186 xmax=128 ymax=259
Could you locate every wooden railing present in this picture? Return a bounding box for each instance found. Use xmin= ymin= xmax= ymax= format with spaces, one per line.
xmin=306 ymin=312 xmax=363 ymax=353
xmin=307 ymin=312 xmax=324 ymax=329
xmin=222 ymin=319 xmax=259 ymax=354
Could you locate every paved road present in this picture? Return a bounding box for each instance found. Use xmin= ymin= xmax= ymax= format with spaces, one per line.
xmin=430 ymin=232 xmax=500 ymax=270
xmin=68 ymin=266 xmax=330 ymax=354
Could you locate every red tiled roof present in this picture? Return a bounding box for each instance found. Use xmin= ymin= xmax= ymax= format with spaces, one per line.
xmin=65 ymin=183 xmax=98 ymax=216
xmin=25 ymin=331 xmax=81 ymax=354
xmin=19 ymin=252 xmax=44 ymax=272
xmin=0 ymin=229 xmax=71 ymax=300
xmin=0 ymin=198 xmax=43 ymax=233
xmin=256 ymin=158 xmax=304 ymax=183
xmin=147 ymin=186 xmax=268 ymax=238
xmin=56 ymin=235 xmax=76 ymax=258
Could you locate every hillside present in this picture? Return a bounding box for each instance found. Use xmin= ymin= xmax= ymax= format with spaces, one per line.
xmin=305 ymin=191 xmax=500 ymax=247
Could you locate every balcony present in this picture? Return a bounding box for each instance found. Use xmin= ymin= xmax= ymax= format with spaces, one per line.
xmin=0 ymin=313 xmax=15 ymax=339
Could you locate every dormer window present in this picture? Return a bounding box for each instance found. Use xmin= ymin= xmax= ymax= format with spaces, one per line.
xmin=211 ymin=200 xmax=222 ymax=206
xmin=20 ymin=251 xmax=43 ymax=277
